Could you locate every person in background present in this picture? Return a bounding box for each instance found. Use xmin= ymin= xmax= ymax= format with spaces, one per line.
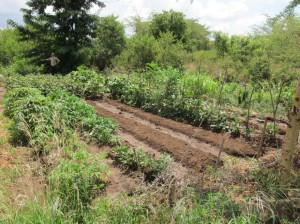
xmin=42 ymin=52 xmax=60 ymax=75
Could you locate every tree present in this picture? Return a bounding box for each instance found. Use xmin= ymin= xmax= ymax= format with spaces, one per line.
xmin=185 ymin=19 xmax=210 ymax=51
xmin=214 ymin=32 xmax=229 ymax=58
xmin=255 ymin=15 xmax=300 ymax=140
xmin=9 ymin=0 xmax=105 ymax=73
xmin=0 ymin=28 xmax=24 ymax=66
xmin=150 ymin=10 xmax=187 ymax=42
xmin=114 ymin=35 xmax=159 ymax=69
xmin=156 ymin=32 xmax=185 ymax=68
xmin=91 ymin=16 xmax=126 ymax=70
xmin=281 ymin=79 xmax=300 ymax=185
xmin=0 ymin=28 xmax=44 ymax=74
xmin=127 ymin=15 xmax=151 ymax=36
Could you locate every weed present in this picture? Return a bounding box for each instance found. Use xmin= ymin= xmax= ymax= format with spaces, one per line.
xmin=49 ymin=148 xmax=109 ymax=222
xmin=113 ymin=145 xmax=171 ymax=180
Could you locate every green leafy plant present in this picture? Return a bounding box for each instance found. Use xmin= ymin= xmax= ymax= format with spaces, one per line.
xmin=49 ymin=148 xmax=109 ymax=222
xmin=4 ymin=86 xmax=118 ymax=152
xmin=113 ymin=145 xmax=171 ymax=180
xmin=6 ymin=66 xmax=106 ymax=99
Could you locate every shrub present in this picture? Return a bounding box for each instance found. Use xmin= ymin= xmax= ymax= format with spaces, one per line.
xmin=5 ymin=66 xmax=106 ymax=99
xmin=66 ymin=66 xmax=105 ymax=99
xmin=4 ymin=87 xmax=118 ymax=152
xmin=114 ymin=145 xmax=171 ymax=180
xmin=49 ymin=149 xmax=109 ymax=222
xmin=4 ymin=87 xmax=42 ymax=118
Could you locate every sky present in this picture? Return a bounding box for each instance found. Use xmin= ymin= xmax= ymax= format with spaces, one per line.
xmin=0 ymin=0 xmax=296 ymax=35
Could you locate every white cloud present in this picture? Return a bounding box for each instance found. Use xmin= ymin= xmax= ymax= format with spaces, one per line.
xmin=204 ymin=0 xmax=249 ymax=20
xmin=0 ymin=0 xmax=293 ymax=35
xmin=0 ymin=0 xmax=26 ymax=15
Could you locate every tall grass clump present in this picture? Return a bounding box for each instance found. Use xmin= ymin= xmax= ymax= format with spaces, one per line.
xmin=49 ymin=148 xmax=109 ymax=222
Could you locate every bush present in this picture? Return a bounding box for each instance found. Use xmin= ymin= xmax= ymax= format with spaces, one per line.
xmin=49 ymin=149 xmax=109 ymax=222
xmin=114 ymin=145 xmax=171 ymax=180
xmin=5 ymin=66 xmax=106 ymax=99
xmin=4 ymin=87 xmax=118 ymax=152
xmin=66 ymin=66 xmax=106 ymax=99
xmin=113 ymin=35 xmax=159 ymax=69
xmin=107 ymin=68 xmax=240 ymax=136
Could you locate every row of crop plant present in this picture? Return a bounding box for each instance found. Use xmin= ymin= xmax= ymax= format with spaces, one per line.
xmin=108 ymin=65 xmax=294 ymax=141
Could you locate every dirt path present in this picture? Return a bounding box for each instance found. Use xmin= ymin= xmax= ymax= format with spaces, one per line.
xmin=88 ymin=99 xmax=219 ymax=172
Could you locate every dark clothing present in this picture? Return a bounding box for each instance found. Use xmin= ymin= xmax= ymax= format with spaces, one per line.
xmin=50 ymin=65 xmax=58 ymax=75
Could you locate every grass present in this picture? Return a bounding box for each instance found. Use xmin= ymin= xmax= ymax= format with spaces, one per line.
xmin=1 ymin=72 xmax=299 ymax=223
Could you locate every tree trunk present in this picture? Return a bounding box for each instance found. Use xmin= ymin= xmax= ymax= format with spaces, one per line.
xmin=281 ymin=78 xmax=300 ymax=186
xmin=245 ymin=86 xmax=255 ymax=137
xmin=272 ymin=80 xmax=285 ymax=140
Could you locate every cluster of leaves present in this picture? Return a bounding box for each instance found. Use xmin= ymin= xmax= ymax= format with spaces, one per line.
xmin=113 ymin=10 xmax=211 ymax=69
xmin=108 ymin=67 xmax=241 ymax=136
xmin=8 ymin=0 xmax=106 ymax=73
xmin=66 ymin=66 xmax=106 ymax=99
xmin=114 ymin=145 xmax=171 ymax=181
xmin=0 ymin=28 xmax=43 ymax=75
xmin=4 ymin=87 xmax=118 ymax=152
xmin=49 ymin=147 xmax=109 ymax=222
xmin=6 ymin=66 xmax=105 ymax=99
xmin=114 ymin=32 xmax=185 ymax=69
xmin=91 ymin=15 xmax=126 ymax=70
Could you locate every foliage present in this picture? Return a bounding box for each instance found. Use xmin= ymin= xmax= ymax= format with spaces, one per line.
xmin=4 ymin=87 xmax=43 ymax=118
xmin=114 ymin=145 xmax=171 ymax=180
xmin=4 ymin=86 xmax=118 ymax=152
xmin=49 ymin=148 xmax=109 ymax=222
xmin=87 ymin=191 xmax=251 ymax=223
xmin=185 ymin=19 xmax=210 ymax=52
xmin=91 ymin=16 xmax=126 ymax=70
xmin=6 ymin=66 xmax=106 ymax=99
xmin=0 ymin=29 xmax=28 ymax=67
xmin=114 ymin=34 xmax=159 ymax=69
xmin=128 ymin=15 xmax=151 ymax=36
xmin=4 ymin=87 xmax=54 ymax=147
xmin=8 ymin=0 xmax=105 ymax=73
xmin=150 ymin=10 xmax=187 ymax=42
xmin=0 ymin=28 xmax=43 ymax=75
xmin=66 ymin=66 xmax=106 ymax=99
xmin=214 ymin=32 xmax=229 ymax=58
xmin=156 ymin=32 xmax=185 ymax=68
xmin=108 ymin=68 xmax=241 ymax=135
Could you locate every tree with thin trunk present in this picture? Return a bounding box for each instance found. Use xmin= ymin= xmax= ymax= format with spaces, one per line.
xmin=281 ymin=78 xmax=300 ymax=185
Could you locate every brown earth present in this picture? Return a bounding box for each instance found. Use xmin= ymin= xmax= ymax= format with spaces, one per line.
xmin=89 ymin=99 xmax=261 ymax=158
xmin=88 ymin=99 xmax=220 ymax=172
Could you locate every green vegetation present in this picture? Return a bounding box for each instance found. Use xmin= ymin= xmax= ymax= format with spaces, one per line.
xmin=4 ymin=72 xmax=118 ymax=152
xmin=91 ymin=15 xmax=126 ymax=70
xmin=108 ymin=65 xmax=293 ymax=137
xmin=6 ymin=66 xmax=105 ymax=99
xmin=49 ymin=148 xmax=109 ymax=222
xmin=113 ymin=145 xmax=171 ymax=180
xmin=8 ymin=0 xmax=106 ymax=73
xmin=1 ymin=0 xmax=300 ymax=223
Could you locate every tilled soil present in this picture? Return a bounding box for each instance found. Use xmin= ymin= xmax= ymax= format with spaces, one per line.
xmin=88 ymin=99 xmax=220 ymax=172
xmin=98 ymin=99 xmax=261 ymax=157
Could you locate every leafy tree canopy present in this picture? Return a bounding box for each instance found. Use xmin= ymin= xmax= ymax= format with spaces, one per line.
xmin=185 ymin=19 xmax=210 ymax=51
xmin=150 ymin=10 xmax=187 ymax=42
xmin=127 ymin=15 xmax=151 ymax=36
xmin=91 ymin=15 xmax=126 ymax=70
xmin=8 ymin=0 xmax=105 ymax=73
